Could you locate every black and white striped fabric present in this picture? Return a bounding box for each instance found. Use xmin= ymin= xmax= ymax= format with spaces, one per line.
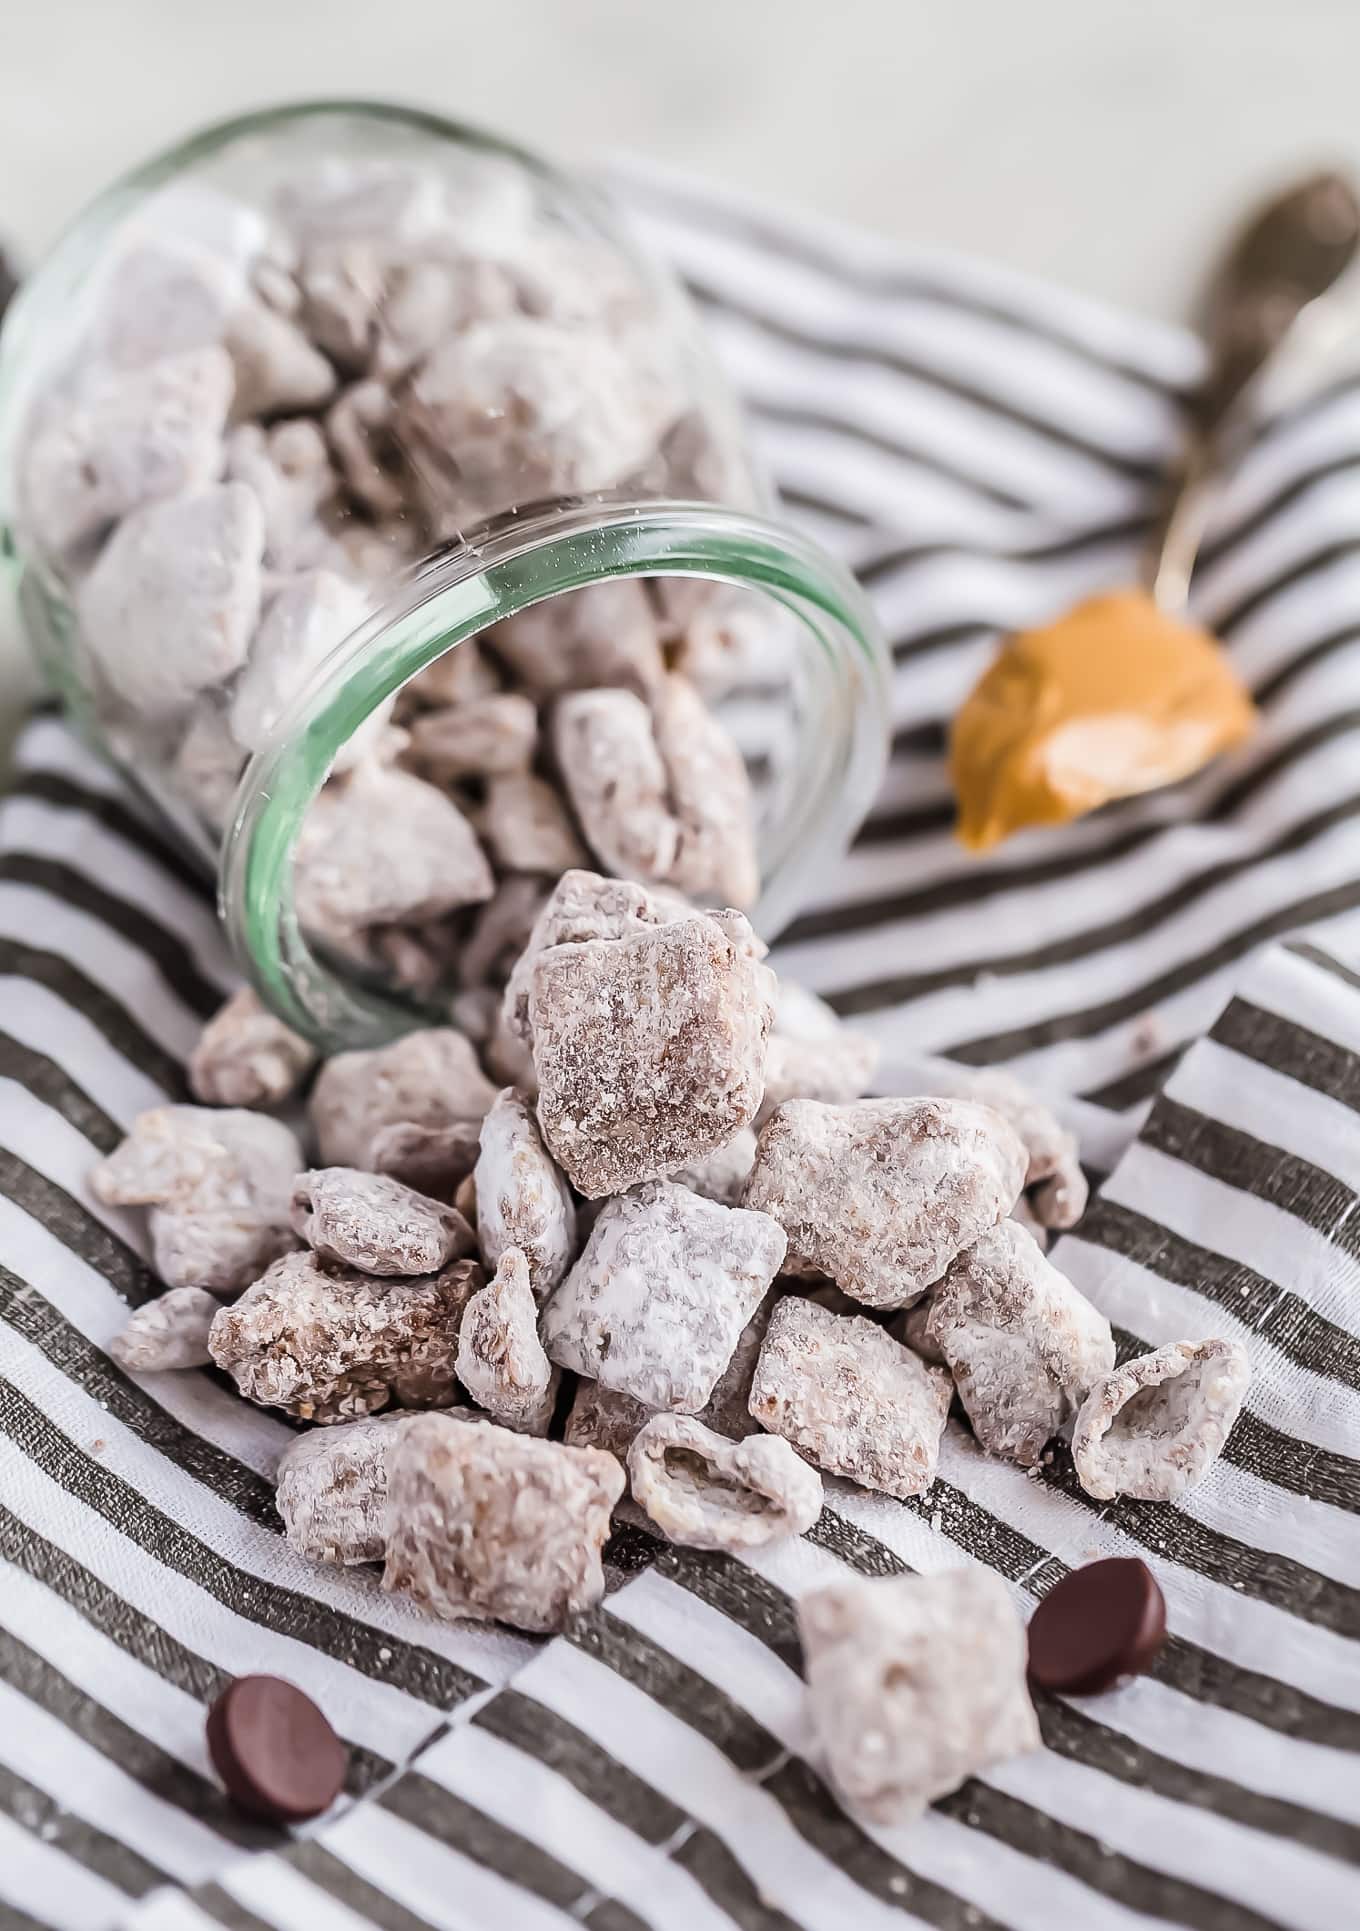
xmin=0 ymin=160 xmax=1357 ymax=1931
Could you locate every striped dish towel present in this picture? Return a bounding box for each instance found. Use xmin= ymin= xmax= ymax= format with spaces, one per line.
xmin=0 ymin=161 xmax=1357 ymax=1931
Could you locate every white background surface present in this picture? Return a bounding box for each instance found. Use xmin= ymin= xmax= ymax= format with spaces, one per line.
xmin=3 ymin=0 xmax=1358 ymax=733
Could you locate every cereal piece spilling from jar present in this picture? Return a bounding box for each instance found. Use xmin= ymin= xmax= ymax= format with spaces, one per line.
xmin=209 ymin=1249 xmax=482 ymax=1421
xmin=628 ymin=1412 xmax=823 ymax=1552
xmin=189 ymin=987 xmax=317 ymax=1109
xmin=275 ymin=1412 xmax=415 ymax=1564
xmin=383 ymin=1412 xmax=623 ymax=1633
xmin=744 ymin=1097 xmax=1027 ymax=1310
xmin=474 ymin=1088 xmax=577 ymax=1299
xmin=110 ymin=1286 xmax=221 ymax=1372
xmin=926 ymin=1220 xmax=1115 ymax=1467
xmin=1072 ymin=1337 xmax=1251 ymax=1501
xmin=92 ymin=1104 xmax=302 ymax=1296
xmin=501 ymin=867 xmax=687 ymax=1046
xmin=900 ymin=1059 xmax=1088 ymax=1230
xmin=749 ymin=1295 xmax=952 ymax=1500
xmin=542 ymin=1179 xmax=786 ymax=1411
xmin=530 ymin=908 xmax=775 ymax=1197
xmin=455 ymin=1246 xmax=559 ymax=1434
xmin=290 ymin=1167 xmax=475 ymax=1276
xmin=310 ymin=1027 xmax=498 ymax=1168
xmin=797 ymin=1568 xmax=1039 ymax=1825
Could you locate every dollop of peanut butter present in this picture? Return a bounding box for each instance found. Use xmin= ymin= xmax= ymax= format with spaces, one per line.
xmin=950 ymin=590 xmax=1258 ymax=851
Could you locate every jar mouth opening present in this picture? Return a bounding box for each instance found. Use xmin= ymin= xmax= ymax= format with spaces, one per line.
xmin=218 ymin=497 xmax=890 ymax=1050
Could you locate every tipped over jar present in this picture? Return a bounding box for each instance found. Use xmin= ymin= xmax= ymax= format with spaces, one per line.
xmin=0 ymin=100 xmax=888 ymax=1050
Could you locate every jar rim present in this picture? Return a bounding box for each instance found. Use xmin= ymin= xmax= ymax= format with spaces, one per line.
xmin=220 ymin=498 xmax=891 ymax=1049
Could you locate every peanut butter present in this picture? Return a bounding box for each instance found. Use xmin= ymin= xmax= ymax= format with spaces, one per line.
xmin=949 ymin=590 xmax=1258 ymax=852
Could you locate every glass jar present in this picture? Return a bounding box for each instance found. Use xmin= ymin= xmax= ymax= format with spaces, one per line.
xmin=0 ymin=100 xmax=888 ymax=1050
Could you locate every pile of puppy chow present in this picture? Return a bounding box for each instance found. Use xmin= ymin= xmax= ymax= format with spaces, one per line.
xmin=96 ymin=865 xmax=1250 ymax=1827
xmin=42 ymin=139 xmax=1255 ymax=1833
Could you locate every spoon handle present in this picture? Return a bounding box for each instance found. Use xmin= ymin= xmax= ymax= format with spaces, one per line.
xmin=1148 ymin=170 xmax=1360 ymax=611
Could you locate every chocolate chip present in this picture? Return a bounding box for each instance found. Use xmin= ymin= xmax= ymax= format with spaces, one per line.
xmin=206 ymin=1675 xmax=349 ymax=1822
xmin=1026 ymin=1557 xmax=1166 ymax=1695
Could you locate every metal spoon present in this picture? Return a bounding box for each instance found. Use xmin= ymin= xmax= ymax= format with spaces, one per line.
xmin=1149 ymin=168 xmax=1360 ymax=610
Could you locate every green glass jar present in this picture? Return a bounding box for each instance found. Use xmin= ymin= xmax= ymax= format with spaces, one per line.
xmin=0 ymin=100 xmax=888 ymax=1049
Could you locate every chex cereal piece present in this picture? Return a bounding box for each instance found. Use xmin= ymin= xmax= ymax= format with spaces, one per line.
xmin=149 ymin=1208 xmax=298 ymax=1299
xmin=911 ymin=1063 xmax=1088 ymax=1231
xmin=530 ymin=909 xmax=775 ymax=1197
xmin=383 ymin=1413 xmax=624 ymax=1632
xmin=927 ymin=1220 xmax=1114 ymax=1467
xmin=402 ymin=318 xmax=663 ymax=515
xmin=488 ymin=579 xmax=665 ymax=700
xmin=189 ymin=988 xmax=317 ymax=1109
xmin=501 ymin=868 xmax=681 ymax=1046
xmin=274 ymin=1412 xmax=415 ymax=1564
xmin=629 ymin=1412 xmax=822 ymax=1552
xmin=90 ymin=241 xmax=240 ymax=368
xmin=1072 ymin=1338 xmax=1251 ymax=1502
xmin=20 ymin=346 xmax=233 ymax=560
xmin=474 ymin=1088 xmax=576 ymax=1300
xmin=367 ymin=1119 xmax=483 ymax=1199
xmin=310 ymin=1026 xmax=497 ymax=1168
xmin=749 ymin=1296 xmax=951 ymax=1500
xmin=542 ymin=1179 xmax=785 ymax=1411
xmin=552 ymin=688 xmax=680 ymax=887
xmin=455 ymin=1248 xmax=559 ymax=1435
xmin=563 ymin=1380 xmax=653 ymax=1462
xmin=744 ymin=1097 xmax=1027 ymax=1310
xmin=290 ymin=1167 xmax=474 ymax=1277
xmin=293 ymin=764 xmax=493 ymax=945
xmin=209 ymin=1250 xmax=482 ymax=1422
xmin=651 ymin=672 xmax=759 ymax=909
xmin=226 ymin=299 xmax=336 ymax=419
xmin=109 ymin=1287 xmax=220 ymax=1372
xmin=407 ymin=693 xmax=537 ymax=780
xmin=93 ymin=1104 xmax=300 ymax=1214
xmin=92 ymin=1105 xmax=301 ymax=1296
xmin=78 ymin=483 xmax=264 ymax=719
xmin=564 ymin=1290 xmax=774 ymax=1457
xmin=479 ymin=772 xmax=588 ymax=876
xmin=798 ymin=1568 xmax=1038 ymax=1825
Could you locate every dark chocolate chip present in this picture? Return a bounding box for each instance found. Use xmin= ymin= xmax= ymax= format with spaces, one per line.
xmin=206 ymin=1675 xmax=349 ymax=1823
xmin=1026 ymin=1557 xmax=1166 ymax=1695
